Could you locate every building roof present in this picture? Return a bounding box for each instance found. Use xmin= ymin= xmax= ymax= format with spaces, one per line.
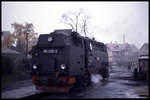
xmin=107 ymin=42 xmax=138 ymax=52
xmin=139 ymin=43 xmax=149 ymax=56
xmin=107 ymin=43 xmax=121 ymax=51
xmin=138 ymin=55 xmax=149 ymax=59
xmin=140 ymin=43 xmax=148 ymax=51
xmin=2 ymin=31 xmax=11 ymax=38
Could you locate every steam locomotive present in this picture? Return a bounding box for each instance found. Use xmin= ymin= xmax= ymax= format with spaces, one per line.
xmin=31 ymin=29 xmax=109 ymax=92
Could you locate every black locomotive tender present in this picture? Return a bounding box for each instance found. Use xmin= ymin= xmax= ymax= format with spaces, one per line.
xmin=31 ymin=29 xmax=109 ymax=92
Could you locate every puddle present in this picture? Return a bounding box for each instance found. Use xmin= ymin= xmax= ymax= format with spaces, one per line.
xmin=121 ymin=82 xmax=142 ymax=87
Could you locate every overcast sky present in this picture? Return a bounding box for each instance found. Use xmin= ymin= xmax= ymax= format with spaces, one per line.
xmin=2 ymin=1 xmax=149 ymax=49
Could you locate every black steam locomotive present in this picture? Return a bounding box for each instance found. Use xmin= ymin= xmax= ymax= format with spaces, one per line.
xmin=31 ymin=29 xmax=109 ymax=92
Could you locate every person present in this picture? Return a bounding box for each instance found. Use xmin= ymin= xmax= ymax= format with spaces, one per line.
xmin=133 ymin=68 xmax=138 ymax=80
xmin=128 ymin=65 xmax=131 ymax=72
xmin=138 ymin=67 xmax=145 ymax=80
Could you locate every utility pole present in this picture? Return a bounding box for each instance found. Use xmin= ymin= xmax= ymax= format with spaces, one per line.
xmin=123 ymin=34 xmax=125 ymax=44
xmin=26 ymin=33 xmax=29 ymax=58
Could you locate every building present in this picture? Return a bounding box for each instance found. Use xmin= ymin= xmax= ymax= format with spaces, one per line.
xmin=138 ymin=43 xmax=149 ymax=56
xmin=107 ymin=43 xmax=123 ymax=66
xmin=107 ymin=42 xmax=138 ymax=67
xmin=137 ymin=43 xmax=149 ymax=80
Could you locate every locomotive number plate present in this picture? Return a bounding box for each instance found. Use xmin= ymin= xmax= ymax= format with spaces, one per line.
xmin=43 ymin=49 xmax=57 ymax=53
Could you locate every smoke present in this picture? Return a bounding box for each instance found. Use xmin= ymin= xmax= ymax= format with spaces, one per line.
xmin=91 ymin=74 xmax=102 ymax=84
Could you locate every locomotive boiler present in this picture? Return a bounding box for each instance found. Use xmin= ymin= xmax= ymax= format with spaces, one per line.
xmin=31 ymin=29 xmax=109 ymax=92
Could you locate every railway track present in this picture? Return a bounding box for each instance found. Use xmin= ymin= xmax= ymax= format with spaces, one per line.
xmin=21 ymin=85 xmax=88 ymax=99
xmin=2 ymin=69 xmax=148 ymax=99
xmin=21 ymin=89 xmax=85 ymax=99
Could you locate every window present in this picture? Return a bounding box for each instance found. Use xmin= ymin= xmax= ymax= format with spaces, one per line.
xmin=89 ymin=42 xmax=93 ymax=51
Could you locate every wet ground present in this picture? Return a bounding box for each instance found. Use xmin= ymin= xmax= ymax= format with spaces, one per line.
xmin=2 ymin=67 xmax=149 ymax=99
xmin=2 ymin=79 xmax=32 ymax=92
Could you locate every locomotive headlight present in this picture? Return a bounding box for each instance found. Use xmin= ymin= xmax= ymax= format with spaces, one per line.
xmin=33 ymin=65 xmax=37 ymax=69
xmin=89 ymin=59 xmax=92 ymax=63
xmin=60 ymin=64 xmax=66 ymax=70
xmin=48 ymin=37 xmax=53 ymax=42
xmin=27 ymin=54 xmax=32 ymax=59
xmin=43 ymin=49 xmax=47 ymax=53
xmin=34 ymin=53 xmax=38 ymax=56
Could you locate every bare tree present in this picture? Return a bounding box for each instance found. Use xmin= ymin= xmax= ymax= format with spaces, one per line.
xmin=81 ymin=15 xmax=91 ymax=37
xmin=60 ymin=8 xmax=91 ymax=37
